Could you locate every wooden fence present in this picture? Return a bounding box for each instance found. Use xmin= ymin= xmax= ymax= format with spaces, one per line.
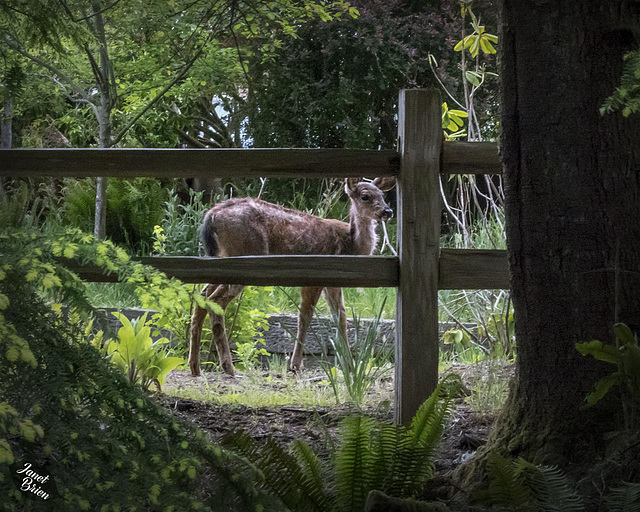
xmin=0 ymin=88 xmax=508 ymax=424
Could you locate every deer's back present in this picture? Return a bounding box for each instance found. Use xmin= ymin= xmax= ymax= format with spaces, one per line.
xmin=205 ymin=198 xmax=351 ymax=256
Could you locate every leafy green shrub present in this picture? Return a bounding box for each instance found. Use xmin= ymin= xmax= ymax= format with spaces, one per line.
xmin=225 ymin=286 xmax=275 ymax=371
xmin=105 ymin=312 xmax=183 ymax=391
xmin=223 ymin=376 xmax=457 ymax=512
xmin=576 ymin=323 xmax=640 ymax=431
xmin=63 ymin=178 xmax=167 ymax=253
xmin=0 ymin=230 xmax=279 ymax=511
xmin=153 ymin=188 xmax=209 ymax=256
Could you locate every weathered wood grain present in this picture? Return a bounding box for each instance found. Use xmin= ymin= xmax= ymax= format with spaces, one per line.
xmin=439 ymin=249 xmax=510 ymax=290
xmin=395 ymin=88 xmax=442 ymax=425
xmin=0 ymin=148 xmax=399 ymax=178
xmin=64 ymin=255 xmax=399 ymax=287
xmin=442 ymin=141 xmax=501 ymax=174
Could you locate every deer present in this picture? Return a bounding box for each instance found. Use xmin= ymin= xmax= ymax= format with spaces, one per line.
xmin=188 ymin=176 xmax=396 ymax=377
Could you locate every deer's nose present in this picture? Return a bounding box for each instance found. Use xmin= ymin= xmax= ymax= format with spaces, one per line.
xmin=382 ymin=208 xmax=393 ymax=220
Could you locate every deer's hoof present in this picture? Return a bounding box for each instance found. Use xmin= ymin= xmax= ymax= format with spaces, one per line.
xmin=221 ymin=361 xmax=236 ymax=377
xmin=288 ymin=363 xmax=303 ymax=375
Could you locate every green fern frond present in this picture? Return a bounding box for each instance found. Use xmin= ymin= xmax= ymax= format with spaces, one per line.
xmin=409 ymin=375 xmax=459 ymax=451
xmin=290 ymin=440 xmax=332 ymax=512
xmin=482 ymin=452 xmax=532 ymax=509
xmin=335 ymin=416 xmax=375 ymax=512
xmin=601 ymin=49 xmax=640 ymax=117
xmin=606 ymin=482 xmax=640 ymax=512
xmin=368 ymin=422 xmax=405 ymax=493
xmin=524 ymin=463 xmax=583 ymax=512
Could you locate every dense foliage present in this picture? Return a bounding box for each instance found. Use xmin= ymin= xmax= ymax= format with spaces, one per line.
xmin=0 ymin=231 xmax=280 ymax=511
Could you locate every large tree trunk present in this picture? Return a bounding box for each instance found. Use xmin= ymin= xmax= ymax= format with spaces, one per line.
xmin=488 ymin=2 xmax=640 ymax=463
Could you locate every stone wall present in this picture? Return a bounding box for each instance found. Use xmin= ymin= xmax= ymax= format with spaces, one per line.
xmin=92 ymin=308 xmax=477 ymax=356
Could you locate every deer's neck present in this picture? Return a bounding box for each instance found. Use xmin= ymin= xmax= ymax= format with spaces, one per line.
xmin=349 ymin=207 xmax=378 ymax=255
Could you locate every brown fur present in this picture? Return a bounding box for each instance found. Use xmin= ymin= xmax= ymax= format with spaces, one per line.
xmin=188 ymin=177 xmax=395 ymax=376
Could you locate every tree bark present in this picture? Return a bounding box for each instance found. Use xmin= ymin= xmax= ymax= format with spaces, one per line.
xmin=91 ymin=0 xmax=113 ymax=240
xmin=0 ymin=97 xmax=11 ymax=204
xmin=486 ymin=2 xmax=640 ymax=464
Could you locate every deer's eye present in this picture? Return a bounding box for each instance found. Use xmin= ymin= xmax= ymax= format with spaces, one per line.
xmin=361 ymin=194 xmax=370 ymax=201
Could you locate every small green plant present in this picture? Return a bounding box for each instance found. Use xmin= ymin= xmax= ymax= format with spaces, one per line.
xmin=576 ymin=323 xmax=640 ymax=431
xmin=153 ymin=188 xmax=210 ymax=256
xmin=223 ymin=376 xmax=456 ymax=512
xmin=207 ymin=285 xmax=276 ymax=371
xmin=106 ymin=312 xmax=183 ymax=392
xmin=320 ymin=300 xmax=393 ymax=406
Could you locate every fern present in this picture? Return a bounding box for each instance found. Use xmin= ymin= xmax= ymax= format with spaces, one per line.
xmin=335 ymin=416 xmax=375 ymax=511
xmin=223 ymin=430 xmax=328 ymax=511
xmin=524 ymin=463 xmax=583 ymax=512
xmin=220 ymin=381 xmax=454 ymax=512
xmin=480 ymin=452 xmax=532 ymax=510
xmin=606 ymin=482 xmax=640 ymax=512
xmin=291 ymin=440 xmax=332 ymax=511
xmin=601 ymin=49 xmax=640 ymax=118
xmin=482 ymin=452 xmax=584 ymax=512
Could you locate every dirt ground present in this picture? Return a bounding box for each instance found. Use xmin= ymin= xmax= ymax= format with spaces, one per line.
xmin=157 ymin=362 xmax=514 ymax=470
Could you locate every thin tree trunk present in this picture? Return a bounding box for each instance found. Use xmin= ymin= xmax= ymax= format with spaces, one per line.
xmin=475 ymin=2 xmax=640 ymax=466
xmin=0 ymin=97 xmax=11 ymax=204
xmin=94 ymin=98 xmax=111 ymax=239
xmin=91 ymin=0 xmax=113 ymax=240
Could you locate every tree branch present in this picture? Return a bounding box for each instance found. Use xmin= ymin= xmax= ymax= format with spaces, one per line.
xmin=3 ymin=36 xmax=86 ymax=96
xmin=57 ymin=0 xmax=123 ymax=23
xmin=110 ymin=33 xmax=214 ymax=147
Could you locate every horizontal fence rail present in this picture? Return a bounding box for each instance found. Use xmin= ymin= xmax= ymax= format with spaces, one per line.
xmin=0 ymin=148 xmax=399 ymax=178
xmin=65 ymin=255 xmax=400 ymax=288
xmin=60 ymin=250 xmax=510 ymax=289
xmin=0 ymin=142 xmax=500 ymax=177
xmin=438 ymin=249 xmax=509 ymax=289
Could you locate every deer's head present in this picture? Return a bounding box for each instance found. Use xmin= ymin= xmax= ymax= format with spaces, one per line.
xmin=345 ymin=177 xmax=395 ymax=222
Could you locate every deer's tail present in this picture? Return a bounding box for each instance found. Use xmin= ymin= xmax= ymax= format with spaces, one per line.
xmin=201 ymin=210 xmax=219 ymax=257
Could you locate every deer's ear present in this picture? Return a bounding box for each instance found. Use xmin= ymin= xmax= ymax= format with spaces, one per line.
xmin=345 ymin=178 xmax=361 ymax=195
xmin=372 ymin=177 xmax=396 ymax=192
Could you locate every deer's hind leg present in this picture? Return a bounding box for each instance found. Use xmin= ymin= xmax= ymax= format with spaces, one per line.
xmin=290 ymin=286 xmax=323 ymax=372
xmin=324 ymin=287 xmax=348 ymax=344
xmin=207 ymin=284 xmax=244 ymax=376
xmin=189 ymin=283 xmax=217 ymax=376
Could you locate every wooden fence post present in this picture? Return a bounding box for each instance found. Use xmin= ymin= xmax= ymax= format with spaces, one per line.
xmin=395 ymin=88 xmax=442 ymax=425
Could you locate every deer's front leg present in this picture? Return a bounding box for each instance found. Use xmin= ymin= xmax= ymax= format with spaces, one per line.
xmin=189 ymin=283 xmax=217 ymax=376
xmin=324 ymin=287 xmax=348 ymax=344
xmin=291 ymin=286 xmax=323 ymax=372
xmin=208 ymin=284 xmax=244 ymax=376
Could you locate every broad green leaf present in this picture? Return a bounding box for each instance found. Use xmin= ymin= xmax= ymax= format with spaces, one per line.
xmin=576 ymin=340 xmax=622 ymax=364
xmin=466 ymin=71 xmax=480 ymax=86
xmin=586 ymin=373 xmax=622 ymax=406
xmin=614 ymin=323 xmax=636 ymax=346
